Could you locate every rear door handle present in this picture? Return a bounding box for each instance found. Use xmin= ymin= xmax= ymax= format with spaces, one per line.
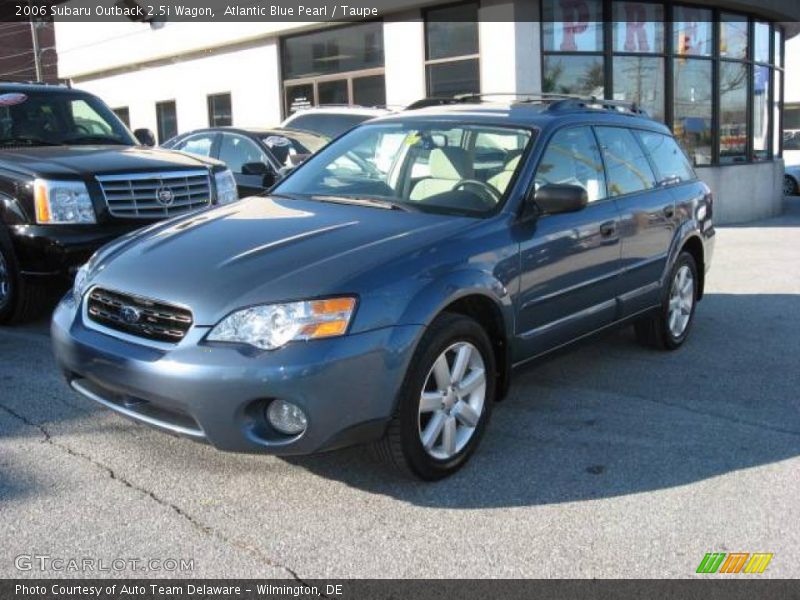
xmin=600 ymin=220 xmax=617 ymax=237
xmin=664 ymin=205 xmax=675 ymax=218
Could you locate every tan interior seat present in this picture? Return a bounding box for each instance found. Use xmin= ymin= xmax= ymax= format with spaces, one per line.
xmin=487 ymin=154 xmax=522 ymax=193
xmin=409 ymin=147 xmax=473 ymax=201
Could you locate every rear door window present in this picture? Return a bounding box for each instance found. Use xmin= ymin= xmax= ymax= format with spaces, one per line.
xmin=635 ymin=130 xmax=697 ymax=185
xmin=594 ymin=126 xmax=657 ymax=197
xmin=218 ymin=134 xmax=270 ymax=173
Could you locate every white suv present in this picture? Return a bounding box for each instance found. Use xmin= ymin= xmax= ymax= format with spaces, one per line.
xmin=281 ymin=106 xmax=391 ymax=139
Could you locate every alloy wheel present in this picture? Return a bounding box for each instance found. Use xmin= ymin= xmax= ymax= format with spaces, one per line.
xmin=668 ymin=265 xmax=694 ymax=338
xmin=418 ymin=341 xmax=486 ymax=461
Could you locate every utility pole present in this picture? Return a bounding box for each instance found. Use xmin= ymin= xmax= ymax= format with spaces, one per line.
xmin=29 ymin=19 xmax=43 ymax=81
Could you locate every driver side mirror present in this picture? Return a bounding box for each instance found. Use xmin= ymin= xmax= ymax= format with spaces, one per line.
xmin=241 ymin=162 xmax=275 ymax=188
xmin=133 ymin=128 xmax=156 ymax=147
xmin=523 ymin=183 xmax=588 ymax=219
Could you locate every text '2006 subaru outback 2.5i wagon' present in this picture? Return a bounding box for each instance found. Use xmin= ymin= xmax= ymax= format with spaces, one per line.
xmin=52 ymin=96 xmax=715 ymax=480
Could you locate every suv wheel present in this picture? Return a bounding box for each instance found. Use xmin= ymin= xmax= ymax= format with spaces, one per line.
xmin=0 ymin=238 xmax=51 ymax=324
xmin=374 ymin=313 xmax=495 ymax=480
xmin=784 ymin=175 xmax=797 ymax=196
xmin=634 ymin=251 xmax=698 ymax=350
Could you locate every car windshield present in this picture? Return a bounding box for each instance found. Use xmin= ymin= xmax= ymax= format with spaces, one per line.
xmin=262 ymin=130 xmax=329 ymax=167
xmin=273 ymin=121 xmax=534 ymax=216
xmin=0 ymin=90 xmax=135 ymax=147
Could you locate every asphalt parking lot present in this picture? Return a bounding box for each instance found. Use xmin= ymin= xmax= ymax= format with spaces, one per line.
xmin=1 ymin=200 xmax=799 ymax=579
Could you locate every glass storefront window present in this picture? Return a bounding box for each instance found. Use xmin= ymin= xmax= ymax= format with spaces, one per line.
xmin=673 ymin=58 xmax=712 ymax=165
xmin=754 ymin=22 xmax=770 ymax=63
xmin=156 ymin=100 xmax=177 ymax=143
xmin=612 ymin=2 xmax=664 ymax=53
xmin=353 ymin=75 xmax=386 ymax=107
xmin=543 ymin=0 xmax=603 ymax=52
xmin=720 ymin=13 xmax=748 ymax=60
xmin=207 ymin=93 xmax=232 ymax=127
xmin=719 ymin=61 xmax=748 ymax=162
xmin=427 ymin=59 xmax=480 ymax=97
xmin=425 ymin=4 xmax=479 ymax=60
xmin=774 ymin=28 xmax=783 ymax=68
xmin=543 ymin=55 xmax=604 ymax=96
xmin=753 ymin=64 xmax=771 ymax=159
xmin=282 ymin=22 xmax=384 ymax=80
xmin=613 ymin=56 xmax=665 ymax=122
xmin=424 ymin=3 xmax=480 ymax=97
xmin=674 ymin=7 xmax=713 ymax=57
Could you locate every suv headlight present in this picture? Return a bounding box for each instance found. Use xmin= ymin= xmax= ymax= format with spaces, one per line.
xmin=214 ymin=169 xmax=239 ymax=205
xmin=34 ymin=179 xmax=96 ymax=224
xmin=207 ymin=297 xmax=356 ymax=351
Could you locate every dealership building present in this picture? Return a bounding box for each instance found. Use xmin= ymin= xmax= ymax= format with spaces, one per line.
xmin=54 ymin=0 xmax=800 ymax=223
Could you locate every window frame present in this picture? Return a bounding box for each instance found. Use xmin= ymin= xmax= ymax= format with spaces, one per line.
xmin=423 ymin=1 xmax=482 ymax=97
xmin=155 ymin=99 xmax=178 ymax=145
xmin=539 ymin=0 xmax=785 ymax=166
xmin=207 ymin=92 xmax=233 ymax=128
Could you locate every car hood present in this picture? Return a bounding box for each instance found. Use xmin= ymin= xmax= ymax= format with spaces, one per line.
xmin=87 ymin=195 xmax=474 ymax=326
xmin=0 ymin=145 xmax=219 ymax=179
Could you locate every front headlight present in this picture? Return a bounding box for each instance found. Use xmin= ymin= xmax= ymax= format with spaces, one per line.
xmin=72 ymin=263 xmax=90 ymax=304
xmin=207 ymin=297 xmax=357 ymax=350
xmin=214 ymin=169 xmax=239 ymax=205
xmin=34 ymin=179 xmax=96 ymax=224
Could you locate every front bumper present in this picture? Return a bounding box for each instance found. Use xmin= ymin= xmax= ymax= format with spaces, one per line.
xmin=9 ymin=223 xmax=144 ymax=280
xmin=51 ymin=296 xmax=422 ymax=455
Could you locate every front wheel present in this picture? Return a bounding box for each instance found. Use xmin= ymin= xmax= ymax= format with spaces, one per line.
xmin=634 ymin=251 xmax=698 ymax=350
xmin=374 ymin=313 xmax=495 ymax=480
xmin=0 ymin=238 xmax=52 ymax=324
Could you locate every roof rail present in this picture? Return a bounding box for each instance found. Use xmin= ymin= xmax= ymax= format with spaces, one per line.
xmin=0 ymin=79 xmax=70 ymax=88
xmin=546 ymin=96 xmax=649 ymax=117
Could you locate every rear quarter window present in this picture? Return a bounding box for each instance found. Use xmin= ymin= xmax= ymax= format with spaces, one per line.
xmin=636 ymin=130 xmax=697 ymax=185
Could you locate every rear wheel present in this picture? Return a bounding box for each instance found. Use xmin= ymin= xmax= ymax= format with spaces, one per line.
xmin=634 ymin=251 xmax=698 ymax=351
xmin=373 ymin=313 xmax=495 ymax=480
xmin=784 ymin=175 xmax=797 ymax=196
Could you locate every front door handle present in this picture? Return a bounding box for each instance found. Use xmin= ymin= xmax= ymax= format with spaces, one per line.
xmin=600 ymin=220 xmax=617 ymax=237
xmin=664 ymin=205 xmax=675 ymax=218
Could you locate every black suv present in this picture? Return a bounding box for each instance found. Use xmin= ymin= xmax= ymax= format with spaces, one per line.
xmin=0 ymin=83 xmax=238 ymax=323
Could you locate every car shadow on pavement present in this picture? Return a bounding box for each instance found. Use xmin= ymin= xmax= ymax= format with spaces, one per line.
xmin=286 ymin=292 xmax=800 ymax=507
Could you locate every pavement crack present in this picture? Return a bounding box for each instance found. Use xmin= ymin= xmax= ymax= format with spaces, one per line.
xmin=0 ymin=402 xmax=310 ymax=583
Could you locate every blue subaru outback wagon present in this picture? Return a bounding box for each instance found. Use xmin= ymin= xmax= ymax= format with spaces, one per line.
xmin=52 ymin=96 xmax=715 ymax=480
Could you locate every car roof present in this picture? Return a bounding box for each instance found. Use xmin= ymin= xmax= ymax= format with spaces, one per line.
xmin=0 ymin=81 xmax=85 ymax=95
xmin=170 ymin=126 xmax=327 ymax=140
xmin=285 ymin=106 xmax=392 ymax=118
xmin=370 ymin=100 xmax=671 ymax=135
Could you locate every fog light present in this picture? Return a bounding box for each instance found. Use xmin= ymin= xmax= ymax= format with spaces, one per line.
xmin=266 ymin=400 xmax=307 ymax=435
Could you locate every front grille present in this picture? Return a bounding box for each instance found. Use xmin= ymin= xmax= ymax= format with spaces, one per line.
xmin=87 ymin=288 xmax=193 ymax=343
xmin=96 ymin=170 xmax=212 ymax=219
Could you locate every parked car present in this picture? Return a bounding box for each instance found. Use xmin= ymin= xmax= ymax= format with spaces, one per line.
xmin=52 ymin=96 xmax=715 ymax=480
xmin=783 ymin=132 xmax=800 ymax=195
xmin=163 ymin=127 xmax=328 ymax=197
xmin=281 ymin=106 xmax=391 ymax=139
xmin=0 ymin=82 xmax=238 ymax=324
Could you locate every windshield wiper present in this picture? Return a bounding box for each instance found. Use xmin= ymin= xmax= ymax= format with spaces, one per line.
xmin=310 ymin=195 xmax=416 ymax=212
xmin=0 ymin=137 xmax=66 ymax=147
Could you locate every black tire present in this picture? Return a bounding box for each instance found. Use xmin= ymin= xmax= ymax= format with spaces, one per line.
xmin=784 ymin=175 xmax=797 ymax=197
xmin=0 ymin=236 xmax=53 ymax=325
xmin=373 ymin=312 xmax=496 ymax=481
xmin=634 ymin=251 xmax=699 ymax=351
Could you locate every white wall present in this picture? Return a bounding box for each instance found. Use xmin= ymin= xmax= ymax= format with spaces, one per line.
xmin=785 ymin=36 xmax=800 ymax=103
xmin=75 ymin=41 xmax=282 ymax=135
xmin=478 ymin=0 xmax=541 ymax=96
xmin=383 ymin=12 xmax=426 ymax=107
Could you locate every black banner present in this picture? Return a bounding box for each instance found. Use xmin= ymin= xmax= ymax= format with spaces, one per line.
xmin=3 ymin=580 xmax=800 ymax=600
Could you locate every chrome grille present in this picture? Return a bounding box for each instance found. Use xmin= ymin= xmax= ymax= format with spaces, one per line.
xmin=96 ymin=170 xmax=212 ymax=219
xmin=87 ymin=288 xmax=193 ymax=343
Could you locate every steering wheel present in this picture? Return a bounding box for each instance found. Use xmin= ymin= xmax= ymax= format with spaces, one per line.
xmin=74 ymin=124 xmax=91 ymax=135
xmin=453 ymin=179 xmax=502 ymax=207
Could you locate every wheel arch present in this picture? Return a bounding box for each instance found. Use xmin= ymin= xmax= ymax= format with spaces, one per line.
xmin=679 ymin=235 xmax=705 ymax=300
